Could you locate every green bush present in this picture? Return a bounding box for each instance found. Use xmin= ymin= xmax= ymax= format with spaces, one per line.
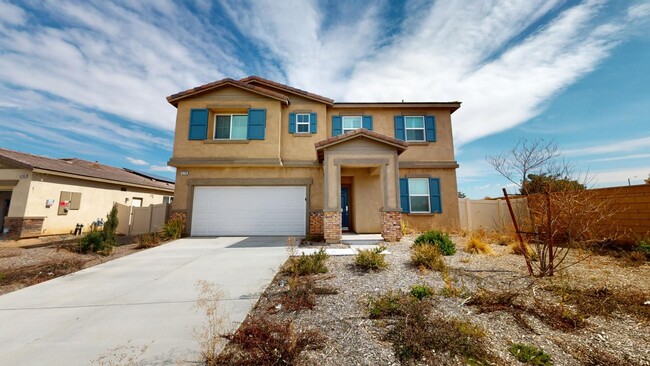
xmin=410 ymin=284 xmax=435 ymax=300
xmin=413 ymin=230 xmax=456 ymax=255
xmin=161 ymin=212 xmax=185 ymax=240
xmin=354 ymin=246 xmax=388 ymax=271
xmin=411 ymin=244 xmax=446 ymax=271
xmin=102 ymin=203 xmax=119 ymax=246
xmin=285 ymin=249 xmax=329 ymax=276
xmin=368 ymin=291 xmax=408 ymax=318
xmin=638 ymin=240 xmax=650 ymax=259
xmin=78 ymin=230 xmax=111 ymax=255
xmin=509 ymin=343 xmax=552 ymax=365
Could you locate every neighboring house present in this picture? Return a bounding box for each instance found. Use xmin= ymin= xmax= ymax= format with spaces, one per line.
xmin=0 ymin=148 xmax=175 ymax=239
xmin=167 ymin=76 xmax=461 ymax=243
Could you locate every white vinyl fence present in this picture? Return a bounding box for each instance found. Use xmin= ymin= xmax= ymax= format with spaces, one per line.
xmin=116 ymin=202 xmax=171 ymax=236
xmin=458 ymin=197 xmax=527 ymax=231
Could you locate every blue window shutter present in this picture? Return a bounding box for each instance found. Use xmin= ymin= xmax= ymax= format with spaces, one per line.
xmin=425 ymin=116 xmax=436 ymax=142
xmin=310 ymin=112 xmax=317 ymax=133
xmin=289 ymin=113 xmax=296 ymax=134
xmin=429 ymin=178 xmax=442 ymax=213
xmin=247 ymin=108 xmax=266 ymax=140
xmin=362 ymin=115 xmax=373 ymax=130
xmin=394 ymin=116 xmax=405 ymax=140
xmin=400 ymin=178 xmax=410 ymax=213
xmin=332 ymin=116 xmax=342 ymax=136
xmin=188 ymin=109 xmax=208 ymax=140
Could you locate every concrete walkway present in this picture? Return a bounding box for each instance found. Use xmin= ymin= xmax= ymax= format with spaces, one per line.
xmin=0 ymin=236 xmax=289 ymax=365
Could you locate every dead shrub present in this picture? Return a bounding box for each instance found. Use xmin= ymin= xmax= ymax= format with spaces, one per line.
xmin=467 ymin=289 xmax=585 ymax=331
xmin=194 ymin=281 xmax=228 ymax=366
xmin=135 ymin=232 xmax=162 ymax=249
xmin=545 ymin=285 xmax=650 ymax=322
xmin=279 ymin=276 xmax=316 ymax=311
xmin=509 ymin=241 xmax=539 ymax=261
xmin=217 ymin=317 xmax=325 ymax=366
xmin=466 ymin=236 xmax=494 ymax=255
xmin=411 ymin=244 xmax=445 ymax=271
xmin=562 ymin=344 xmax=630 ymax=366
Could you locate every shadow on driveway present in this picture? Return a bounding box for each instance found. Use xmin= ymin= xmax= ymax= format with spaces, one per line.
xmin=226 ymin=236 xmax=292 ymax=248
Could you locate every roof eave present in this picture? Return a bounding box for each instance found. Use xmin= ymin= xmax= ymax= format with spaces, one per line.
xmin=166 ymin=79 xmax=290 ymax=107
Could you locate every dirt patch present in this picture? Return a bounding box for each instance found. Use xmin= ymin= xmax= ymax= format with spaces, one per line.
xmin=0 ymin=240 xmax=150 ymax=295
xmin=237 ymin=234 xmax=650 ymax=365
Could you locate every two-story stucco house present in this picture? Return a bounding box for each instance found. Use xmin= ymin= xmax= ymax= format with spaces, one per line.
xmin=167 ymin=77 xmax=460 ymax=243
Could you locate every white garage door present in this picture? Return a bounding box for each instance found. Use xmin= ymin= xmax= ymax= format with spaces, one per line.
xmin=191 ymin=186 xmax=307 ymax=236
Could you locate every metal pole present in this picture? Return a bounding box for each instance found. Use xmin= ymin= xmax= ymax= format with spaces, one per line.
xmin=503 ymin=188 xmax=534 ymax=276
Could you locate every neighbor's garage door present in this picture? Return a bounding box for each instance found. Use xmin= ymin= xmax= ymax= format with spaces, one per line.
xmin=191 ymin=186 xmax=307 ymax=236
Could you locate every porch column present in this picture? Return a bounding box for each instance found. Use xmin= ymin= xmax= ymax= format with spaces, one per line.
xmin=381 ymin=153 xmax=403 ymax=242
xmin=323 ymin=154 xmax=342 ymax=243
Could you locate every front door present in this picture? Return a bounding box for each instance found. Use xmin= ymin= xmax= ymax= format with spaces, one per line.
xmin=341 ymin=187 xmax=349 ymax=230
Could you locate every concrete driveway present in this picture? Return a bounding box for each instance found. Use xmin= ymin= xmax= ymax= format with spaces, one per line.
xmin=0 ymin=236 xmax=290 ymax=365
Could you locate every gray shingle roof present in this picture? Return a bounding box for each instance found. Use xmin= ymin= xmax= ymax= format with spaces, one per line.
xmin=0 ymin=148 xmax=174 ymax=191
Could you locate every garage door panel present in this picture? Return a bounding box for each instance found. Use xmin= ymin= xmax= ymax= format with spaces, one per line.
xmin=191 ymin=186 xmax=307 ymax=236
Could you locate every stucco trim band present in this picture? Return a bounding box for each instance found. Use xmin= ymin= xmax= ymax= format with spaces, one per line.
xmin=399 ymin=161 xmax=459 ymax=169
xmin=0 ymin=180 xmax=19 ymax=186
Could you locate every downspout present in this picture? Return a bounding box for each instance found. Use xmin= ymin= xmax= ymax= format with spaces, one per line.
xmin=278 ymin=101 xmax=286 ymax=166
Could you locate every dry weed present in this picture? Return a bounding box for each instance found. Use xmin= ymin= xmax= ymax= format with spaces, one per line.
xmin=194 ymin=280 xmax=228 ymax=366
xmin=466 ymin=236 xmax=494 ymax=255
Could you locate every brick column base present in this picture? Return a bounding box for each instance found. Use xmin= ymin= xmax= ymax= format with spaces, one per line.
xmin=323 ymin=211 xmax=342 ymax=244
xmin=309 ymin=211 xmax=324 ymax=236
xmin=5 ymin=217 xmax=45 ymax=239
xmin=381 ymin=211 xmax=403 ymax=242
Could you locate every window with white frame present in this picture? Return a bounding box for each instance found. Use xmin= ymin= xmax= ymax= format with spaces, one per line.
xmin=408 ymin=178 xmax=430 ymax=213
xmin=214 ymin=114 xmax=248 ymax=140
xmin=405 ymin=116 xmax=425 ymax=141
xmin=342 ymin=116 xmax=362 ymax=133
xmin=296 ymin=113 xmax=310 ymax=133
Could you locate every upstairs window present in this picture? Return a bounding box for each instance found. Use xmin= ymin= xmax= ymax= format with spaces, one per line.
xmin=342 ymin=116 xmax=362 ymax=133
xmin=405 ymin=116 xmax=425 ymax=142
xmin=215 ymin=114 xmax=247 ymax=140
xmin=296 ymin=113 xmax=310 ymax=133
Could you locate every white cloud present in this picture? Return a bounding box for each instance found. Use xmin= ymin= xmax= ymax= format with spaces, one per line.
xmin=587 ymin=153 xmax=650 ymax=162
xmin=564 ymin=136 xmax=650 ymax=156
xmin=150 ymin=165 xmax=174 ymax=172
xmin=590 ymin=166 xmax=650 ymax=186
xmin=127 ymin=157 xmax=148 ymax=165
xmin=0 ymin=0 xmax=26 ymax=26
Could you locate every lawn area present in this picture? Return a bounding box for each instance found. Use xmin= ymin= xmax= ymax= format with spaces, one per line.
xmin=222 ymin=233 xmax=650 ymax=365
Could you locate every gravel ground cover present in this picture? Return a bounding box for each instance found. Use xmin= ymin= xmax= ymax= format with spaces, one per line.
xmin=240 ymin=234 xmax=650 ymax=366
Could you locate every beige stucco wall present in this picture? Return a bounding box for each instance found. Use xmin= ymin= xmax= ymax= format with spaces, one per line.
xmin=327 ymin=107 xmax=456 ymax=162
xmin=400 ymin=168 xmax=460 ymax=230
xmin=24 ymin=173 xmax=171 ymax=235
xmin=0 ymin=168 xmax=32 ymax=217
xmin=173 ymin=87 xmax=284 ymax=161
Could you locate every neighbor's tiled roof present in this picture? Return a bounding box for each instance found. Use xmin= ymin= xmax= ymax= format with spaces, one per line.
xmin=166 ymin=78 xmax=290 ymax=106
xmin=0 ymin=148 xmax=174 ymax=191
xmin=314 ymin=129 xmax=408 ymax=161
xmin=239 ymin=76 xmax=334 ymax=105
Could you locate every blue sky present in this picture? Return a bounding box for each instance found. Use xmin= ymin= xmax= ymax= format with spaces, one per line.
xmin=0 ymin=0 xmax=649 ymax=198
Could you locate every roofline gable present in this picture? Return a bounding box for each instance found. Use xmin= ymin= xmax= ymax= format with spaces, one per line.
xmin=314 ymin=129 xmax=408 ymax=162
xmin=240 ymin=76 xmax=334 ymax=105
xmin=166 ymin=78 xmax=290 ymax=107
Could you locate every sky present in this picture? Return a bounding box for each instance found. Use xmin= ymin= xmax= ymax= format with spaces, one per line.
xmin=0 ymin=0 xmax=649 ymax=198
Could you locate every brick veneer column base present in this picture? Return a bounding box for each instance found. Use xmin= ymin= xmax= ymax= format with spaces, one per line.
xmin=323 ymin=211 xmax=342 ymax=243
xmin=309 ymin=211 xmax=324 ymax=236
xmin=5 ymin=217 xmax=45 ymax=240
xmin=381 ymin=211 xmax=403 ymax=242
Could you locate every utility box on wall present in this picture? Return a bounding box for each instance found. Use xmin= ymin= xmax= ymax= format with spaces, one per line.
xmin=58 ymin=191 xmax=82 ymax=215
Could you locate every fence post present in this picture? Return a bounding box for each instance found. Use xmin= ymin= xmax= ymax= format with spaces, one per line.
xmin=465 ymin=198 xmax=473 ymax=230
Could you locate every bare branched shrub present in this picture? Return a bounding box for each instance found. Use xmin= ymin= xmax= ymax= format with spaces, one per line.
xmin=194 ymin=280 xmax=228 ymax=366
xmin=488 ymin=138 xmax=620 ymax=276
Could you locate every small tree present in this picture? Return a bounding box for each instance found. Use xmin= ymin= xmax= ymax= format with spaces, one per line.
xmin=103 ymin=203 xmax=119 ymax=246
xmin=488 ymin=138 xmax=618 ymax=276
xmin=458 ymin=191 xmax=467 ymax=198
